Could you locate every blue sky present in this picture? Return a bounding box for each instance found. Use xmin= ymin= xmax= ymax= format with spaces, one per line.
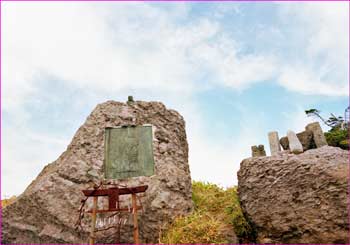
xmin=1 ymin=2 xmax=349 ymax=198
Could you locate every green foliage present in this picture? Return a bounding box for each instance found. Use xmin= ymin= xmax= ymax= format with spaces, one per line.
xmin=305 ymin=109 xmax=320 ymax=115
xmin=339 ymin=139 xmax=349 ymax=149
xmin=226 ymin=189 xmax=254 ymax=240
xmin=325 ymin=128 xmax=349 ymax=150
xmin=159 ymin=181 xmax=254 ymax=244
xmin=305 ymin=108 xmax=344 ymax=128
xmin=160 ymin=211 xmax=229 ymax=244
xmin=305 ymin=108 xmax=348 ymax=150
xmin=192 ymin=181 xmax=226 ymax=212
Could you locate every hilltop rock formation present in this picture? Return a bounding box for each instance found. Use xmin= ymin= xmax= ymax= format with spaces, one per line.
xmin=238 ymin=146 xmax=349 ymax=244
xmin=2 ymin=100 xmax=193 ymax=244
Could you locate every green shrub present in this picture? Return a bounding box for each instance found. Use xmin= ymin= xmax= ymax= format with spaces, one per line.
xmin=225 ymin=187 xmax=255 ymax=241
xmin=339 ymin=139 xmax=349 ymax=149
xmin=325 ymin=128 xmax=348 ymax=150
xmin=160 ymin=211 xmax=229 ymax=244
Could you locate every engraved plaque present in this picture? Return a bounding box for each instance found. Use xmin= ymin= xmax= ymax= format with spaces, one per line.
xmin=104 ymin=126 xmax=155 ymax=179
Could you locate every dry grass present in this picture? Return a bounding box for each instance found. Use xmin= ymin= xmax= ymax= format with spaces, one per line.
xmin=1 ymin=196 xmax=16 ymax=208
xmin=159 ymin=181 xmax=253 ymax=244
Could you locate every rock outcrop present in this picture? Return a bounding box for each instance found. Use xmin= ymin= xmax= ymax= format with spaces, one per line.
xmin=2 ymin=100 xmax=193 ymax=244
xmin=238 ymin=146 xmax=349 ymax=244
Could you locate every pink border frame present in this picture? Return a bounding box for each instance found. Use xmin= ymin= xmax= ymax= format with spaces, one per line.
xmin=0 ymin=0 xmax=348 ymax=1
xmin=0 ymin=1 xmax=349 ymax=244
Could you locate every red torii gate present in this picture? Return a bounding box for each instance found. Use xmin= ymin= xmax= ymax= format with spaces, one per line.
xmin=82 ymin=185 xmax=148 ymax=244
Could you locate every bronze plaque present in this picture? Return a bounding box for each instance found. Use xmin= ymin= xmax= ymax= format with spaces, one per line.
xmin=104 ymin=126 xmax=155 ymax=179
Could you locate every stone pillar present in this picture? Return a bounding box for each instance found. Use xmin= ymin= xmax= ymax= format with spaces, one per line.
xmin=305 ymin=122 xmax=328 ymax=148
xmin=268 ymin=131 xmax=281 ymax=156
xmin=287 ymin=130 xmax=303 ymax=154
xmin=251 ymin=145 xmax=266 ymax=157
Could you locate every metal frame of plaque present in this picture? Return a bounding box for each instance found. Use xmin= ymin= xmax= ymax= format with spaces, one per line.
xmin=104 ymin=125 xmax=155 ymax=179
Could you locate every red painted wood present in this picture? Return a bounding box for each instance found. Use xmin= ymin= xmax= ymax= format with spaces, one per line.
xmin=82 ymin=185 xmax=148 ymax=197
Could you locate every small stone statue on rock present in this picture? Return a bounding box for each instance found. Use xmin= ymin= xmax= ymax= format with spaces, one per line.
xmin=251 ymin=145 xmax=266 ymax=157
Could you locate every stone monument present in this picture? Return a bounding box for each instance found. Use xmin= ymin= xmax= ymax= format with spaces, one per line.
xmin=268 ymin=131 xmax=281 ymax=156
xmin=251 ymin=145 xmax=266 ymax=157
xmin=305 ymin=122 xmax=328 ymax=148
xmin=280 ymin=130 xmax=315 ymax=151
xmin=287 ymin=130 xmax=303 ymax=154
xmin=2 ymin=99 xmax=193 ymax=244
xmin=280 ymin=122 xmax=326 ymax=152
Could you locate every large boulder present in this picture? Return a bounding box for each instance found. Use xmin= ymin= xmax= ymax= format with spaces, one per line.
xmin=237 ymin=146 xmax=349 ymax=244
xmin=2 ymin=100 xmax=193 ymax=244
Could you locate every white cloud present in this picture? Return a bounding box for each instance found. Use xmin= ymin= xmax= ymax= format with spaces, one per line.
xmin=190 ymin=36 xmax=278 ymax=90
xmin=1 ymin=2 xmax=348 ymax=197
xmin=278 ymin=65 xmax=348 ymax=96
xmin=1 ymin=2 xmax=276 ymax=197
xmin=281 ymin=107 xmax=319 ymax=133
xmin=277 ymin=2 xmax=349 ymax=96
xmin=1 ymin=113 xmax=70 ymax=197
xmin=213 ymin=3 xmax=241 ymax=19
xmin=2 ymin=2 xmax=281 ymax=112
xmin=2 ymin=2 xmax=195 ymax=111
xmin=2 ymin=2 xmax=348 ymax=113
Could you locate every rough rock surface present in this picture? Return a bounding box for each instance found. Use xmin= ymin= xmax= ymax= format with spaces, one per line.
xmin=238 ymin=146 xmax=349 ymax=244
xmin=2 ymin=100 xmax=193 ymax=244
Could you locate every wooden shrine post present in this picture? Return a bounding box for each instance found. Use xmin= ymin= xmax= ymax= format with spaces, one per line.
xmin=82 ymin=185 xmax=147 ymax=244
xmin=132 ymin=193 xmax=139 ymax=244
xmin=89 ymin=196 xmax=98 ymax=245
